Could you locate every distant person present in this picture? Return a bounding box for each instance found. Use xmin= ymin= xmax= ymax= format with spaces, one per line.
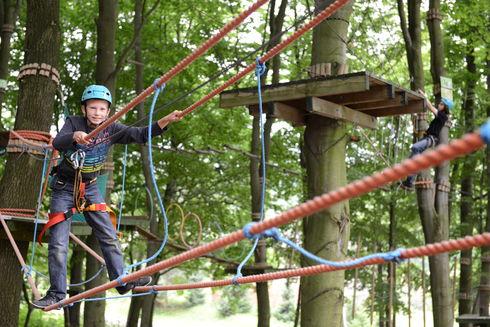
xmin=401 ymin=90 xmax=453 ymax=190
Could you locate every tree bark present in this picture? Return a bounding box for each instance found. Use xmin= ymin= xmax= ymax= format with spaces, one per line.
xmin=0 ymin=0 xmax=21 ymax=129
xmin=429 ymin=1 xmax=452 ymax=326
xmin=459 ymin=50 xmax=476 ymax=325
xmin=126 ymin=1 xmax=145 ymax=324
xmin=0 ymin=1 xmax=60 ymax=326
xmin=481 ymin=58 xmax=490 ymax=316
xmin=83 ymin=2 xmax=118 ymax=326
xmin=68 ymin=244 xmax=84 ymax=327
xmin=300 ymin=2 xmax=353 ymax=326
xmin=398 ymin=0 xmax=452 ymax=325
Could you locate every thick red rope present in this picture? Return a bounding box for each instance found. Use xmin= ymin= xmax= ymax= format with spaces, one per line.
xmin=134 ymin=233 xmax=490 ymax=292
xmin=85 ymin=0 xmax=270 ymax=141
xmin=43 ymin=129 xmax=485 ymax=311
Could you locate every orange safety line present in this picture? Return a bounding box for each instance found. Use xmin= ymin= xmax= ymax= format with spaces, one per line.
xmin=85 ymin=0 xmax=270 ymax=141
xmin=42 ymin=128 xmax=485 ymax=311
xmin=134 ymin=233 xmax=490 ymax=292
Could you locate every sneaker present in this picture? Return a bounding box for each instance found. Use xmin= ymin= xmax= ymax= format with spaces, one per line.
xmin=116 ymin=276 xmax=152 ymax=295
xmin=32 ymin=293 xmax=62 ymax=309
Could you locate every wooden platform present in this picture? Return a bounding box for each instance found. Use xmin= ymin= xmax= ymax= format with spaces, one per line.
xmin=0 ymin=214 xmax=149 ymax=242
xmin=0 ymin=215 xmax=91 ymax=242
xmin=220 ymin=71 xmax=426 ymax=129
xmin=456 ymin=314 xmax=490 ymax=325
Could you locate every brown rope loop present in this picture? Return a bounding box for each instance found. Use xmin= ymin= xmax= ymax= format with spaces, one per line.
xmin=179 ymin=212 xmax=203 ymax=248
xmin=18 ymin=62 xmax=60 ymax=86
xmin=1 ymin=24 xmax=14 ymax=33
xmin=414 ymin=178 xmax=433 ymax=189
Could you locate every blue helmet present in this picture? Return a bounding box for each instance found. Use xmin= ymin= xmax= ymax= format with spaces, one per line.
xmin=441 ymin=97 xmax=454 ymax=111
xmin=81 ymin=85 xmax=112 ymax=106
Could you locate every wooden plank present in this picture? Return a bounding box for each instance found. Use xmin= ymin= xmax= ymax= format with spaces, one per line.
xmin=347 ymin=92 xmax=408 ymax=110
xmin=306 ymin=97 xmax=377 ymax=129
xmin=366 ymin=100 xmax=426 ymax=117
xmin=248 ymin=102 xmax=305 ymax=126
xmin=323 ymin=85 xmax=395 ymax=105
xmin=220 ymin=74 xmax=369 ymax=108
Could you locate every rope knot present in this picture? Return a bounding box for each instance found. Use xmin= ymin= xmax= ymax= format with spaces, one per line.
xmin=153 ymin=78 xmax=166 ymax=92
xmin=381 ymin=248 xmax=405 ymax=264
xmin=242 ymin=222 xmax=260 ymax=240
xmin=255 ymin=58 xmax=266 ymax=77
xmin=21 ymin=265 xmax=32 ymax=277
xmin=231 ymin=273 xmax=242 ymax=286
xmin=116 ymin=275 xmax=127 ymax=287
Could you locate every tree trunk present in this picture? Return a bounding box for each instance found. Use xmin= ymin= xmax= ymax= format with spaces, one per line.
xmin=126 ymin=1 xmax=145 ymax=324
xmin=0 ymin=0 xmax=21 ymax=129
xmin=481 ymin=58 xmax=490 ymax=316
xmin=251 ymin=2 xmax=287 ymax=325
xmin=250 ymin=112 xmax=273 ymax=327
xmin=83 ymin=2 xmax=118 ymax=326
xmin=0 ymin=1 xmax=60 ymax=325
xmin=459 ymin=50 xmax=476 ymax=325
xmin=68 ymin=244 xmax=84 ymax=327
xmin=398 ymin=0 xmax=452 ymax=325
xmin=428 ymin=1 xmax=452 ymax=326
xmin=300 ymin=2 xmax=353 ymax=326
xmin=0 ymin=0 xmax=59 ymax=324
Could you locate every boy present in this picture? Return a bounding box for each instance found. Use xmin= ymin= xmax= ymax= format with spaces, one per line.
xmin=33 ymin=85 xmax=182 ymax=308
xmin=401 ymin=90 xmax=453 ymax=189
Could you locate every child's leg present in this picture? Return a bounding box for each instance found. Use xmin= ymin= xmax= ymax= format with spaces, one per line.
xmin=409 ymin=137 xmax=432 ymax=158
xmin=404 ymin=137 xmax=433 ymax=187
xmin=48 ymin=178 xmax=74 ymax=300
xmin=83 ymin=183 xmax=124 ymax=281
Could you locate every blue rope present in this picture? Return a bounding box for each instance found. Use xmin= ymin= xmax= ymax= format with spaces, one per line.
xmin=27 ymin=149 xmax=50 ymax=276
xmin=480 ymin=119 xmax=490 ymax=144
xmin=233 ymin=58 xmax=267 ymax=285
xmin=123 ymin=80 xmax=169 ymax=274
xmin=117 ymin=144 xmax=128 ymax=232
xmin=240 ymin=222 xmax=404 ymax=271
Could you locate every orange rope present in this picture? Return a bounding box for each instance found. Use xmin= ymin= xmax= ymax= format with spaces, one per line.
xmin=134 ymin=233 xmax=490 ymax=292
xmin=43 ymin=130 xmax=485 ymax=311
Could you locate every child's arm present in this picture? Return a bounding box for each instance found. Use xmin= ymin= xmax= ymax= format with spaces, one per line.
xmin=52 ymin=117 xmax=78 ymax=151
xmin=110 ymin=110 xmax=182 ymax=145
xmin=417 ymin=89 xmax=438 ymax=116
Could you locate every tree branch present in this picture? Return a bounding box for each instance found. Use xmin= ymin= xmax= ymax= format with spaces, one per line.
xmin=108 ymin=0 xmax=161 ymax=81
xmin=396 ymin=0 xmax=411 ymax=48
